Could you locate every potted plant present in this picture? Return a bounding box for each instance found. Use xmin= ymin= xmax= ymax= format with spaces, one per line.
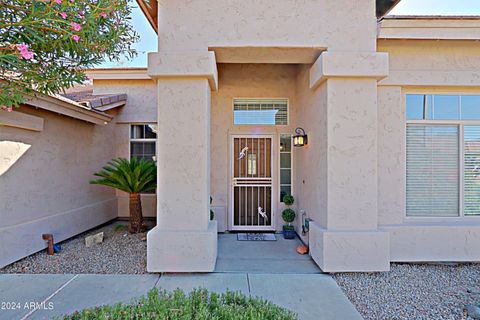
xmin=282 ymin=195 xmax=296 ymax=239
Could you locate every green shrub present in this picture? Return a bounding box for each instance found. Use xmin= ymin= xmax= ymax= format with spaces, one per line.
xmin=282 ymin=195 xmax=294 ymax=206
xmin=283 ymin=225 xmax=295 ymax=231
xmin=63 ymin=288 xmax=297 ymax=320
xmin=282 ymin=208 xmax=296 ymax=224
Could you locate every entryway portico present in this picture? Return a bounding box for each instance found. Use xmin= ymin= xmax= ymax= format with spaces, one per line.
xmin=144 ymin=0 xmax=393 ymax=276
xmin=146 ymin=41 xmax=390 ymax=273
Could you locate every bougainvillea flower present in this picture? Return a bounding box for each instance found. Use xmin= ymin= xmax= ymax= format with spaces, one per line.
xmin=100 ymin=12 xmax=107 ymax=18
xmin=71 ymin=22 xmax=81 ymax=31
xmin=1 ymin=105 xmax=7 ymax=110
xmin=60 ymin=12 xmax=67 ymax=19
xmin=7 ymin=107 xmax=13 ymax=112
xmin=71 ymin=35 xmax=80 ymax=42
xmin=55 ymin=0 xmax=61 ymax=4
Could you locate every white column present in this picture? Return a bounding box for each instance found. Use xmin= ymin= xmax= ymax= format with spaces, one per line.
xmin=146 ymin=52 xmax=218 ymax=272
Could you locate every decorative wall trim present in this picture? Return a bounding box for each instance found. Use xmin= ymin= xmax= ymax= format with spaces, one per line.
xmin=0 ymin=110 xmax=44 ymax=132
xmin=310 ymin=52 xmax=389 ymax=89
xmin=148 ymin=51 xmax=218 ymax=91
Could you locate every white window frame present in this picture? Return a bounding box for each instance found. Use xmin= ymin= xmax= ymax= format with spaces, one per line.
xmin=129 ymin=123 xmax=157 ymax=161
xmin=279 ymin=133 xmax=293 ymax=202
xmin=405 ymin=92 xmax=480 ymax=221
xmin=129 ymin=123 xmax=157 ymax=196
xmin=232 ymin=98 xmax=290 ymax=126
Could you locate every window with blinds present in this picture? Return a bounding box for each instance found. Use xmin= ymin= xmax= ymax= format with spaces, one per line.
xmin=406 ymin=125 xmax=459 ymax=217
xmin=406 ymin=94 xmax=480 ymax=218
xmin=464 ymin=126 xmax=480 ymax=215
xmin=233 ymin=99 xmax=288 ymax=125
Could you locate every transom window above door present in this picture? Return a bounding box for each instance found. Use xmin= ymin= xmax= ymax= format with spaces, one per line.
xmin=233 ymin=98 xmax=288 ymax=125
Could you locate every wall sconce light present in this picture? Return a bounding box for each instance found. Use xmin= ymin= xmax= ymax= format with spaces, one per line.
xmin=293 ymin=127 xmax=308 ymax=147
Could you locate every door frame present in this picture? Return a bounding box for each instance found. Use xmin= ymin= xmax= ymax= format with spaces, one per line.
xmin=229 ymin=133 xmax=277 ymax=231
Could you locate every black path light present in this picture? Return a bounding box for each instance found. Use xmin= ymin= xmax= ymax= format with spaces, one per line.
xmin=293 ymin=127 xmax=308 ymax=147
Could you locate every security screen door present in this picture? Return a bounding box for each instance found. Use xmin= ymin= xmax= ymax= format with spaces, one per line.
xmin=231 ymin=136 xmax=273 ymax=230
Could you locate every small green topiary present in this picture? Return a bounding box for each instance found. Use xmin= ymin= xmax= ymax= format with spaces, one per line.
xmin=282 ymin=208 xmax=296 ymax=224
xmin=283 ymin=194 xmax=294 ymax=206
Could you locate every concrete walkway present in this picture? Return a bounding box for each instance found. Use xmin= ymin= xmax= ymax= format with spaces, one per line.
xmin=216 ymin=233 xmax=321 ymax=273
xmin=0 ymin=273 xmax=362 ymax=320
xmin=0 ymin=234 xmax=362 ymax=319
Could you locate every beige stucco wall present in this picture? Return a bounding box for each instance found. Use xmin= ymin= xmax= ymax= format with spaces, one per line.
xmin=92 ymin=79 xmax=157 ymax=218
xmin=377 ymin=39 xmax=480 ymax=261
xmin=293 ymin=65 xmax=328 ymax=242
xmin=157 ymin=0 xmax=377 ymax=52
xmin=0 ymin=107 xmax=117 ymax=267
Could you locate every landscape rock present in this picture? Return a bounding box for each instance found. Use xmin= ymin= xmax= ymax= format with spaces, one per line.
xmin=334 ymin=263 xmax=480 ymax=320
xmin=85 ymin=232 xmax=104 ymax=247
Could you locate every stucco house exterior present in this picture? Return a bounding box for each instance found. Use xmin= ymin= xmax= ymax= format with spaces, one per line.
xmin=2 ymin=0 xmax=480 ymax=273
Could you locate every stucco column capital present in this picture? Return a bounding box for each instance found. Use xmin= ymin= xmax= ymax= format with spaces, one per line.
xmin=309 ymin=52 xmax=389 ymax=89
xmin=148 ymin=51 xmax=218 ymax=91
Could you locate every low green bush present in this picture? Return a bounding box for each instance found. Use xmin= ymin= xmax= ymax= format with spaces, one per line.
xmin=63 ymin=288 xmax=297 ymax=320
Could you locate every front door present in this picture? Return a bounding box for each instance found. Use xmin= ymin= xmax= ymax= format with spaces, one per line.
xmin=231 ymin=135 xmax=274 ymax=231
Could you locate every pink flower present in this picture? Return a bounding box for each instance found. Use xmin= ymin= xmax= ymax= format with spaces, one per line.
xmin=55 ymin=0 xmax=61 ymax=4
xmin=59 ymin=12 xmax=67 ymax=19
xmin=21 ymin=50 xmax=34 ymax=59
xmin=100 ymin=12 xmax=107 ymax=18
xmin=7 ymin=106 xmax=13 ymax=112
xmin=16 ymin=44 xmax=27 ymax=51
xmin=71 ymin=35 xmax=80 ymax=42
xmin=71 ymin=22 xmax=81 ymax=31
xmin=16 ymin=44 xmax=34 ymax=60
xmin=1 ymin=105 xmax=7 ymax=110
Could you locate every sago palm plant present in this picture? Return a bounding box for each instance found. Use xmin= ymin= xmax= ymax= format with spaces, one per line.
xmin=90 ymin=157 xmax=157 ymax=233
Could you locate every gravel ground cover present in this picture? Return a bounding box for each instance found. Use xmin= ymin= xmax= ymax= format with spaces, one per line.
xmin=334 ymin=263 xmax=480 ymax=320
xmin=1 ymin=221 xmax=149 ymax=274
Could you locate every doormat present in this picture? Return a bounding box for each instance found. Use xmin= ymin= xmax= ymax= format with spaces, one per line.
xmin=237 ymin=233 xmax=277 ymax=241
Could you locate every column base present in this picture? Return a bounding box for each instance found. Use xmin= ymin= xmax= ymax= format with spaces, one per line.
xmin=309 ymin=222 xmax=390 ymax=272
xmin=147 ymin=220 xmax=218 ymax=272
